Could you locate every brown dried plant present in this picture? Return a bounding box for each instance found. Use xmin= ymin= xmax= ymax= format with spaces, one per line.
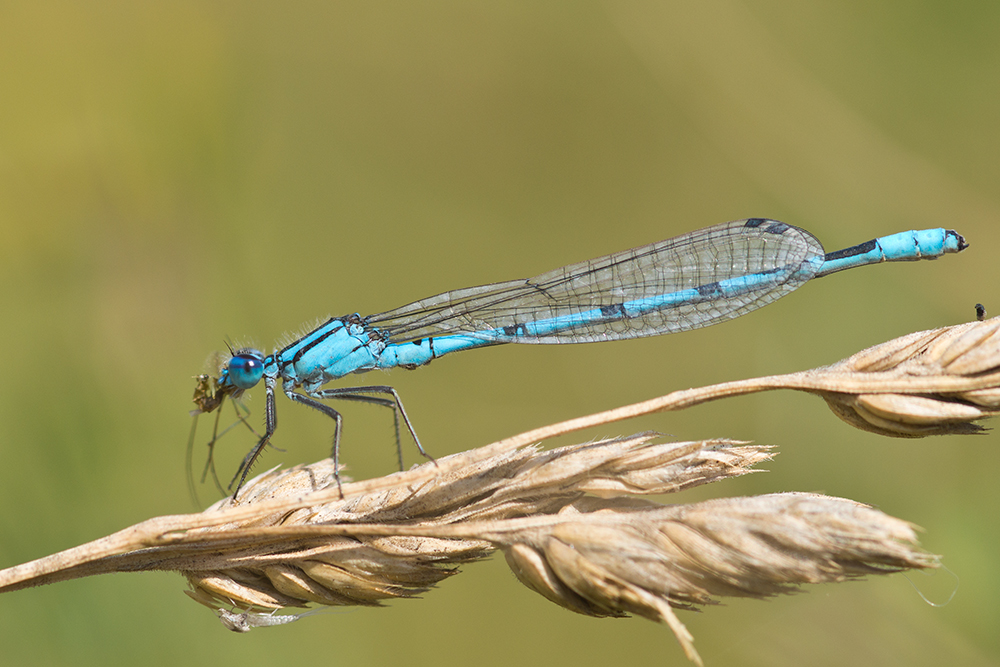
xmin=2 ymin=316 xmax=998 ymax=665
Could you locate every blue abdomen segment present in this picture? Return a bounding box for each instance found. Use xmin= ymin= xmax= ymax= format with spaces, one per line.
xmin=816 ymin=228 xmax=965 ymax=277
xmin=379 ymin=334 xmax=492 ymax=369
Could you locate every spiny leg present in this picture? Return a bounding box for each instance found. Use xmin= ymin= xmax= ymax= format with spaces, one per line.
xmin=313 ymin=385 xmax=435 ymax=470
xmin=228 ymin=383 xmax=433 ymax=499
xmin=229 ymin=376 xmax=278 ymax=499
xmin=284 ymin=391 xmax=346 ymax=496
xmin=316 ymin=392 xmax=403 ymax=470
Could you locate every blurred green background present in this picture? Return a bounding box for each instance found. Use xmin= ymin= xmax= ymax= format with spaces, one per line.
xmin=1 ymin=1 xmax=998 ymax=665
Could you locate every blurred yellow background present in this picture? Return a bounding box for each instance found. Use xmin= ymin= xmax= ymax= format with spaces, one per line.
xmin=1 ymin=2 xmax=998 ymax=665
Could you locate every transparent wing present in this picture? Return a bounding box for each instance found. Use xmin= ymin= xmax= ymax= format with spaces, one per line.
xmin=367 ymin=219 xmax=825 ymax=344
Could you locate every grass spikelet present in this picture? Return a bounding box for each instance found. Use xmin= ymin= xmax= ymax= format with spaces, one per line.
xmin=0 ymin=435 xmax=934 ymax=665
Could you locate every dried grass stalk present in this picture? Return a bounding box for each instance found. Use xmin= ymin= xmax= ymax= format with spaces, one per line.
xmin=3 ymin=318 xmax=995 ymax=664
xmin=0 ymin=435 xmax=933 ymax=666
xmin=513 ymin=316 xmax=1000 ymax=442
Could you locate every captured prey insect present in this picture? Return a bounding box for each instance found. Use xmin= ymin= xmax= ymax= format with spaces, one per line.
xmin=191 ymin=218 xmax=967 ymax=498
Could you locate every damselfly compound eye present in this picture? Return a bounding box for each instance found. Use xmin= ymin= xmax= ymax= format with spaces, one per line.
xmin=228 ymin=353 xmax=265 ymax=389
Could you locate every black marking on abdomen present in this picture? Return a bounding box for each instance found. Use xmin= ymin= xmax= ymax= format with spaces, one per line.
xmin=697 ymin=281 xmax=722 ymax=297
xmin=503 ymin=323 xmax=528 ymax=337
xmin=600 ymin=303 xmax=627 ymax=318
xmin=824 ymin=238 xmax=878 ymax=262
xmin=948 ymin=230 xmax=969 ymax=251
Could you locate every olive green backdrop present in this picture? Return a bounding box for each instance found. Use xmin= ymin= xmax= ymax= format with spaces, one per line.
xmin=1 ymin=2 xmax=998 ymax=665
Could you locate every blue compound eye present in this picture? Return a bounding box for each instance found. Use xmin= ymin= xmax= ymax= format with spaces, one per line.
xmin=228 ymin=353 xmax=265 ymax=389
